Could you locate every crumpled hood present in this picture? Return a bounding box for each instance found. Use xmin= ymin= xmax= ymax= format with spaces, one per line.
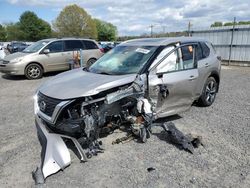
xmin=4 ymin=52 xmax=28 ymax=61
xmin=39 ymin=68 xmax=137 ymax=100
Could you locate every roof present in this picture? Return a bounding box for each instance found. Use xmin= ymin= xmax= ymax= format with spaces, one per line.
xmin=121 ymin=37 xmax=208 ymax=46
xmin=39 ymin=38 xmax=96 ymax=42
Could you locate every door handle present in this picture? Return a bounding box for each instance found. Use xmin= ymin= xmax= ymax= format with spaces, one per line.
xmin=189 ymin=75 xmax=196 ymax=81
xmin=205 ymin=63 xmax=210 ymax=67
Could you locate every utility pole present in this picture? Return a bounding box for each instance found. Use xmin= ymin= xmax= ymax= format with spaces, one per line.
xmin=149 ymin=25 xmax=154 ymax=37
xmin=162 ymin=25 xmax=166 ymax=34
xmin=228 ymin=17 xmax=236 ymax=65
xmin=188 ymin=21 xmax=192 ymax=36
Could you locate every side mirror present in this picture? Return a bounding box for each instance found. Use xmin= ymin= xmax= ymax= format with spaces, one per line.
xmin=43 ymin=49 xmax=50 ymax=54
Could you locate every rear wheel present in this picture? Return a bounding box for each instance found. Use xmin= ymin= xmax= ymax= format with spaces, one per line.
xmin=86 ymin=58 xmax=97 ymax=67
xmin=25 ymin=63 xmax=43 ymax=79
xmin=198 ymin=77 xmax=218 ymax=107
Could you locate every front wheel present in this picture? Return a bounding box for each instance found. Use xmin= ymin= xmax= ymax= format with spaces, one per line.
xmin=198 ymin=77 xmax=218 ymax=107
xmin=25 ymin=63 xmax=43 ymax=79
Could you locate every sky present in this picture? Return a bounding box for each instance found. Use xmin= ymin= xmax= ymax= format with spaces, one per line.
xmin=0 ymin=0 xmax=250 ymax=36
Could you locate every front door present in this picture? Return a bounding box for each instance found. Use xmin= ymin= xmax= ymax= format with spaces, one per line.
xmin=148 ymin=43 xmax=199 ymax=118
xmin=39 ymin=41 xmax=69 ymax=72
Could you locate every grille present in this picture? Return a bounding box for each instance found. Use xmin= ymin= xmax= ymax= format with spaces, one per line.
xmin=38 ymin=92 xmax=62 ymax=117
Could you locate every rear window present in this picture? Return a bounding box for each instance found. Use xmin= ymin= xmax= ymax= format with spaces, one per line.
xmin=83 ymin=40 xmax=98 ymax=49
xmin=64 ymin=40 xmax=84 ymax=51
xmin=200 ymin=42 xmax=210 ymax=58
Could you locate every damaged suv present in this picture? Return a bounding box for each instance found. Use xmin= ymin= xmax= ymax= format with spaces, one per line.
xmin=33 ymin=37 xmax=221 ymax=184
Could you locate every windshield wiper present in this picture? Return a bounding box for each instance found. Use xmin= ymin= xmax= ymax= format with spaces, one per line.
xmin=97 ymin=71 xmax=112 ymax=75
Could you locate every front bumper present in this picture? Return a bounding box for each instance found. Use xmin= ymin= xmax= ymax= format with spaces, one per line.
xmin=33 ymin=115 xmax=87 ymax=184
xmin=0 ymin=62 xmax=24 ymax=75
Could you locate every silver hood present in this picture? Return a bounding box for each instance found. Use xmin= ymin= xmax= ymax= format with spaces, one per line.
xmin=39 ymin=68 xmax=137 ymax=100
xmin=3 ymin=52 xmax=28 ymax=61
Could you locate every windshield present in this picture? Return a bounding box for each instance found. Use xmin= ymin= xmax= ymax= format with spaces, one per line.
xmin=89 ymin=45 xmax=157 ymax=75
xmin=23 ymin=40 xmax=50 ymax=53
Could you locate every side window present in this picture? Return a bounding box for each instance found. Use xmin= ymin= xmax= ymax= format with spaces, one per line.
xmin=156 ymin=48 xmax=182 ymax=73
xmin=180 ymin=45 xmax=195 ymax=69
xmin=200 ymin=42 xmax=210 ymax=58
xmin=64 ymin=40 xmax=84 ymax=51
xmin=155 ymin=44 xmax=196 ymax=74
xmin=46 ymin=41 xmax=63 ymax=53
xmin=83 ymin=40 xmax=98 ymax=49
xmin=196 ymin=43 xmax=203 ymax=60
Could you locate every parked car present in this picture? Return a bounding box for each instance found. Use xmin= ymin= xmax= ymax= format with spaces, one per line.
xmin=0 ymin=38 xmax=104 ymax=79
xmin=0 ymin=43 xmax=6 ymax=59
xmin=100 ymin=43 xmax=115 ymax=53
xmin=7 ymin=41 xmax=29 ymax=53
xmin=32 ymin=37 xmax=221 ymax=183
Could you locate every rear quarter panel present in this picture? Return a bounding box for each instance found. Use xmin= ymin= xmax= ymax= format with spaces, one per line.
xmin=196 ymin=43 xmax=221 ymax=98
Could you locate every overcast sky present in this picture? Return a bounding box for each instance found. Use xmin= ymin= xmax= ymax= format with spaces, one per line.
xmin=0 ymin=0 xmax=249 ymax=36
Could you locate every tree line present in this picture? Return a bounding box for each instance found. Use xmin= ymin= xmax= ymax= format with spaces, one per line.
xmin=211 ymin=21 xmax=250 ymax=27
xmin=0 ymin=4 xmax=117 ymax=42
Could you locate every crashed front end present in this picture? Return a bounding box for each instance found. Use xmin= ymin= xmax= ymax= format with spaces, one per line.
xmin=33 ymin=93 xmax=89 ymax=184
xmin=33 ymin=75 xmax=153 ymax=184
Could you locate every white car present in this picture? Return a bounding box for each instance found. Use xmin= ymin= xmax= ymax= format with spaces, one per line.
xmin=0 ymin=47 xmax=6 ymax=59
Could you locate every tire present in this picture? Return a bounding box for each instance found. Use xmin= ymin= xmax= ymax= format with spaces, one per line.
xmin=198 ymin=77 xmax=218 ymax=107
xmin=25 ymin=63 xmax=43 ymax=79
xmin=86 ymin=58 xmax=97 ymax=67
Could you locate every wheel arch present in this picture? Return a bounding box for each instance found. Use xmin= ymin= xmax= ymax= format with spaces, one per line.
xmin=25 ymin=62 xmax=45 ymax=72
xmin=208 ymin=70 xmax=220 ymax=91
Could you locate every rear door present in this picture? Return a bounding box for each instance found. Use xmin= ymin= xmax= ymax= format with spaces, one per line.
xmin=148 ymin=43 xmax=199 ymax=118
xmin=64 ymin=40 xmax=86 ymax=67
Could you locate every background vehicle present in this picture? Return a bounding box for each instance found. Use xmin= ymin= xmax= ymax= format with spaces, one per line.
xmin=100 ymin=43 xmax=114 ymax=53
xmin=33 ymin=37 xmax=221 ymax=183
xmin=0 ymin=44 xmax=6 ymax=59
xmin=7 ymin=41 xmax=29 ymax=53
xmin=0 ymin=38 xmax=104 ymax=79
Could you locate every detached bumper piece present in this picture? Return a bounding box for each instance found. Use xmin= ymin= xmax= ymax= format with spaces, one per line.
xmin=162 ymin=122 xmax=203 ymax=154
xmin=32 ymin=116 xmax=87 ymax=184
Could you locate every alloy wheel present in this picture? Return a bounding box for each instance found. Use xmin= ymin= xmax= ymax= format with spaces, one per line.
xmin=205 ymin=80 xmax=217 ymax=104
xmin=27 ymin=65 xmax=41 ymax=79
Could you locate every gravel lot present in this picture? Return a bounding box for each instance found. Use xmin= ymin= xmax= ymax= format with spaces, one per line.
xmin=0 ymin=66 xmax=249 ymax=188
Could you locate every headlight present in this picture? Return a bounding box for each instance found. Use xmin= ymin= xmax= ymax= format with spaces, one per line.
xmin=33 ymin=93 xmax=39 ymax=114
xmin=10 ymin=57 xmax=23 ymax=63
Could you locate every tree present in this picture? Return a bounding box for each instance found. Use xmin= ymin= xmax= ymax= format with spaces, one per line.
xmin=19 ymin=11 xmax=51 ymax=41
xmin=238 ymin=21 xmax=250 ymax=25
xmin=53 ymin=4 xmax=97 ymax=39
xmin=211 ymin=20 xmax=250 ymax=27
xmin=223 ymin=22 xmax=234 ymax=26
xmin=94 ymin=19 xmax=117 ymax=41
xmin=211 ymin=22 xmax=223 ymax=27
xmin=0 ymin=24 xmax=7 ymax=41
xmin=5 ymin=23 xmax=23 ymax=41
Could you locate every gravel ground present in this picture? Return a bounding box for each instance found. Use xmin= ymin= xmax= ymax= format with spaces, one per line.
xmin=0 ymin=66 xmax=249 ymax=188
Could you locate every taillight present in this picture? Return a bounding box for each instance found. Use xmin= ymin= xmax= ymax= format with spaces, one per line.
xmin=100 ymin=48 xmax=104 ymax=53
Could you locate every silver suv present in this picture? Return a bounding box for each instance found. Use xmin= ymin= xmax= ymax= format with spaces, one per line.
xmin=0 ymin=38 xmax=103 ymax=79
xmin=33 ymin=37 xmax=221 ymax=183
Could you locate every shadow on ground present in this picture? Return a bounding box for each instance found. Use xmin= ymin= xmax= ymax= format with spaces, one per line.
xmin=1 ymin=71 xmax=63 ymax=81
